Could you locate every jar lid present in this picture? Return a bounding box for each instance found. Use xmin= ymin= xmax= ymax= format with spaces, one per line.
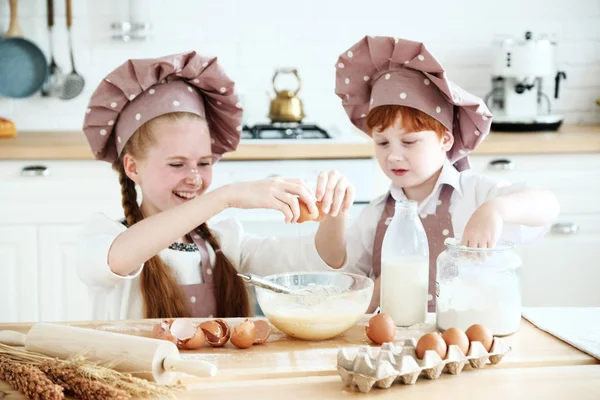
xmin=444 ymin=237 xmax=516 ymax=252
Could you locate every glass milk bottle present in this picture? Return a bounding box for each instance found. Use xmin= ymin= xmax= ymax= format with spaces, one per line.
xmin=380 ymin=200 xmax=429 ymax=326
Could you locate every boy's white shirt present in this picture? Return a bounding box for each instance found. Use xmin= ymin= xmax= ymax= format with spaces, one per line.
xmin=76 ymin=214 xmax=336 ymax=320
xmin=344 ymin=159 xmax=550 ymax=278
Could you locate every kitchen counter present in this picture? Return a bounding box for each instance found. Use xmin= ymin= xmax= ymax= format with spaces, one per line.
xmin=1 ymin=124 xmax=599 ymax=160
xmin=0 ymin=315 xmax=598 ymax=399
xmin=0 ymin=130 xmax=374 ymax=161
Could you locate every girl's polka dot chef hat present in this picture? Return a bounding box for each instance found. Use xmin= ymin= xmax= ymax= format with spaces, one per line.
xmin=82 ymin=51 xmax=243 ymax=164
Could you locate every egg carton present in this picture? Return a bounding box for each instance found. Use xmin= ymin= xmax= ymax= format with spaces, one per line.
xmin=337 ymin=337 xmax=511 ymax=393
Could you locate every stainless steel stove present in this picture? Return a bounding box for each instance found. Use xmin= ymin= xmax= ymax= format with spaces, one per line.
xmin=242 ymin=123 xmax=330 ymax=140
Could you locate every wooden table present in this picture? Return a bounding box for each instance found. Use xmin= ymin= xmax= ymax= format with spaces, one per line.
xmin=184 ymin=365 xmax=600 ymax=400
xmin=0 ymin=316 xmax=598 ymax=399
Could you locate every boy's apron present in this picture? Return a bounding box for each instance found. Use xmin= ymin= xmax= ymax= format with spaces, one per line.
xmin=371 ymin=184 xmax=455 ymax=312
xmin=180 ymin=228 xmax=218 ymax=317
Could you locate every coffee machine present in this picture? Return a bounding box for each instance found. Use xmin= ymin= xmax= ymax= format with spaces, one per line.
xmin=485 ymin=31 xmax=566 ymax=132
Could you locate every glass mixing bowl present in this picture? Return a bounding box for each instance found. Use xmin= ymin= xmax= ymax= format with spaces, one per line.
xmin=255 ymin=272 xmax=374 ymax=341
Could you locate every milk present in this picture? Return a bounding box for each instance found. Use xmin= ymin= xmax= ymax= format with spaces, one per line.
xmin=379 ymin=200 xmax=429 ymax=327
xmin=380 ymin=258 xmax=429 ymax=326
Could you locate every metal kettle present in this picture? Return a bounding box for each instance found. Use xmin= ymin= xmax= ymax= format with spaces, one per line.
xmin=268 ymin=68 xmax=305 ymax=123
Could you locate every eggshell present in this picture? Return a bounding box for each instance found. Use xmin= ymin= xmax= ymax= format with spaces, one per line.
xmin=183 ymin=327 xmax=206 ymax=350
xmin=168 ymin=319 xmax=205 ymax=350
xmin=416 ymin=332 xmax=448 ymax=360
xmin=365 ymin=313 xmax=396 ymax=344
xmin=151 ymin=320 xmax=169 ymax=338
xmin=253 ymin=320 xmax=272 ymax=344
xmin=199 ymin=320 xmax=224 ymax=346
xmin=151 ymin=320 xmax=177 ymax=345
xmin=170 ymin=319 xmax=194 ymax=338
xmin=297 ymin=201 xmax=326 ymax=223
xmin=442 ymin=327 xmax=470 ymax=355
xmin=230 ymin=319 xmax=256 ymax=349
xmin=465 ymin=324 xmax=494 ymax=352
xmin=211 ymin=319 xmax=231 ymax=347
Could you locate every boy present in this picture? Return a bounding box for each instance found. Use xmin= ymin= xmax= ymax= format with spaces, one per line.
xmin=333 ymin=36 xmax=559 ymax=312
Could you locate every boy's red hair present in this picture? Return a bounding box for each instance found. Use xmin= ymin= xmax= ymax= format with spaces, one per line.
xmin=366 ymin=105 xmax=446 ymax=138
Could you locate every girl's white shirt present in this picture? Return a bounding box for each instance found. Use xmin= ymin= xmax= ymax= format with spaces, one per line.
xmin=343 ymin=160 xmax=551 ymax=278
xmin=76 ymin=214 xmax=334 ymax=320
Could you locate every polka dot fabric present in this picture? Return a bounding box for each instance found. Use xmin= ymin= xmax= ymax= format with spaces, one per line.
xmin=334 ymin=36 xmax=493 ymax=167
xmin=82 ymin=51 xmax=243 ymax=164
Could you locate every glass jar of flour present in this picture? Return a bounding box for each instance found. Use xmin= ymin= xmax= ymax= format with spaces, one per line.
xmin=436 ymin=238 xmax=523 ymax=336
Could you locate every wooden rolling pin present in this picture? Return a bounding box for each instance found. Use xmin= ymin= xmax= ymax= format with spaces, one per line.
xmin=0 ymin=323 xmax=216 ymax=384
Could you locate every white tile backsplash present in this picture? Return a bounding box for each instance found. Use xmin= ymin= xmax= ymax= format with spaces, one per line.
xmin=0 ymin=0 xmax=598 ymax=133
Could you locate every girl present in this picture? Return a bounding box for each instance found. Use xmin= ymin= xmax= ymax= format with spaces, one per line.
xmin=332 ymin=36 xmax=560 ymax=312
xmin=77 ymin=51 xmax=353 ymax=320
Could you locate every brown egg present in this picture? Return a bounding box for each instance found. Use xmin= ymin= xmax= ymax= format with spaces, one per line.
xmin=253 ymin=320 xmax=272 ymax=345
xmin=365 ymin=313 xmax=396 ymax=344
xmin=465 ymin=324 xmax=494 ymax=352
xmin=416 ymin=332 xmax=448 ymax=360
xmin=297 ymin=201 xmax=326 ymax=223
xmin=442 ymin=327 xmax=470 ymax=355
xmin=230 ymin=319 xmax=257 ymax=349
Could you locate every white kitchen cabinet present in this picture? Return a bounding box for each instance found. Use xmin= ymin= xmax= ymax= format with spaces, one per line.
xmin=0 ymin=160 xmax=123 ymax=224
xmin=470 ymin=153 xmax=600 ymax=215
xmin=37 ymin=225 xmax=94 ymax=322
xmin=518 ymin=214 xmax=600 ymax=307
xmin=0 ymin=226 xmax=39 ymax=323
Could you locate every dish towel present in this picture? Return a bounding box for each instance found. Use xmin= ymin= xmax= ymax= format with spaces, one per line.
xmin=521 ymin=307 xmax=600 ymax=360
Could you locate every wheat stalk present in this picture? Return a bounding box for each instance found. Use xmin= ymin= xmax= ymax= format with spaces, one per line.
xmin=0 ymin=343 xmax=185 ymax=399
xmin=40 ymin=359 xmax=130 ymax=400
xmin=0 ymin=356 xmax=64 ymax=400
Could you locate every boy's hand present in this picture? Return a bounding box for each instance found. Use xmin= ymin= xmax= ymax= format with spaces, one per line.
xmin=461 ymin=200 xmax=504 ymax=248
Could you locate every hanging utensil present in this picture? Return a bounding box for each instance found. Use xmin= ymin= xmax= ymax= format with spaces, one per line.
xmin=60 ymin=0 xmax=84 ymax=100
xmin=41 ymin=0 xmax=63 ymax=97
xmin=0 ymin=0 xmax=48 ymax=98
xmin=237 ymin=273 xmax=294 ymax=294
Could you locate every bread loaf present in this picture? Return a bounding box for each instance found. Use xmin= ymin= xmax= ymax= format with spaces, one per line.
xmin=0 ymin=118 xmax=16 ymax=138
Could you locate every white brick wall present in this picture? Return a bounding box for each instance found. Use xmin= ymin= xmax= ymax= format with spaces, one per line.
xmin=0 ymin=0 xmax=599 ymax=133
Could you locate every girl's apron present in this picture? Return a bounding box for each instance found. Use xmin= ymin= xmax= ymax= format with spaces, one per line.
xmin=179 ymin=228 xmax=218 ymax=317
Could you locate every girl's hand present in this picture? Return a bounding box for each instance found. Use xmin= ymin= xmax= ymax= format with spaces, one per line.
xmin=221 ymin=177 xmax=318 ymax=223
xmin=314 ymin=170 xmax=355 ymax=218
xmin=461 ymin=200 xmax=504 ymax=248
